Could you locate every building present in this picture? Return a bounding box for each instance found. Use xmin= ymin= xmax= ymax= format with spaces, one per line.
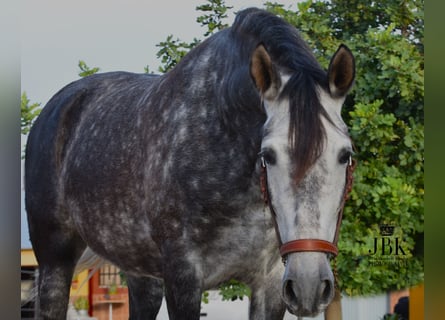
xmin=21 ymin=249 xmax=130 ymax=320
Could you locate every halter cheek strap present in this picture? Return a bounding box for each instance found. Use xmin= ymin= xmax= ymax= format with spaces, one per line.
xmin=260 ymin=155 xmax=356 ymax=261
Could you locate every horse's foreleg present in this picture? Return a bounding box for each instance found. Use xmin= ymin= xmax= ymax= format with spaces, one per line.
xmin=161 ymin=254 xmax=202 ymax=320
xmin=127 ymin=275 xmax=163 ymax=320
xmin=249 ymin=272 xmax=286 ymax=320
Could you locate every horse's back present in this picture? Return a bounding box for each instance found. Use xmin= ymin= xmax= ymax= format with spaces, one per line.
xmin=24 ymin=72 xmax=159 ymax=251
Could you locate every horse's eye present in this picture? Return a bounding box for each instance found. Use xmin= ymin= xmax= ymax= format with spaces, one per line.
xmin=338 ymin=150 xmax=353 ymax=165
xmin=259 ymin=148 xmax=277 ymax=166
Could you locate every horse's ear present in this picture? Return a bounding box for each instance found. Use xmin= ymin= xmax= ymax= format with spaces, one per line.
xmin=250 ymin=44 xmax=280 ymax=99
xmin=328 ymin=44 xmax=355 ymax=98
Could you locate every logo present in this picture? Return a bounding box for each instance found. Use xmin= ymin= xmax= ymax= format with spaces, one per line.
xmin=378 ymin=224 xmax=395 ymax=236
xmin=367 ymin=223 xmax=410 ymax=267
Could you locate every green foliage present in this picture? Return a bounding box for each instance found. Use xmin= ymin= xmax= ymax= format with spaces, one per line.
xmin=156 ymin=36 xmax=200 ymax=73
xmin=118 ymin=271 xmax=128 ymax=286
xmin=21 ymin=92 xmax=41 ymax=158
xmin=21 ymin=92 xmax=41 ymax=136
xmin=201 ymin=280 xmax=252 ymax=304
xmin=143 ymin=65 xmax=156 ymax=74
xmin=201 ymin=291 xmax=210 ymax=304
xmin=218 ymin=279 xmax=251 ymax=301
xmin=155 ymin=0 xmax=231 ymax=73
xmin=74 ymin=296 xmax=89 ymax=310
xmin=78 ymin=60 xmax=100 ymax=78
xmin=196 ymin=0 xmax=232 ymax=36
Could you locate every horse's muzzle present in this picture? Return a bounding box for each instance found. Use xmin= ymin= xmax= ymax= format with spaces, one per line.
xmin=281 ymin=252 xmax=335 ymax=317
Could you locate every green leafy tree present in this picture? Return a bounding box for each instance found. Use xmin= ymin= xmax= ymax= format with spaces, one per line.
xmin=21 ymin=92 xmax=41 ymax=158
xmin=156 ymin=36 xmax=201 ymax=73
xmin=73 ymin=1 xmax=232 ymax=75
xmin=156 ymin=0 xmax=231 ymax=73
xmin=196 ymin=0 xmax=232 ymax=36
xmin=21 ymin=92 xmax=41 ymax=136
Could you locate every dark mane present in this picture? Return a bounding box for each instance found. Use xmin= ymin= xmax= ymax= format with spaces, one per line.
xmin=231 ymin=8 xmax=331 ymax=183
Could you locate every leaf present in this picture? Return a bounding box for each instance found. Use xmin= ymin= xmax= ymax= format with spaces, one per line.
xmin=78 ymin=60 xmax=100 ymax=78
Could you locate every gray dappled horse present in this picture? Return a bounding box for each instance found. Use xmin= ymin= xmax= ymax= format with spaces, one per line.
xmin=25 ymin=8 xmax=355 ymax=320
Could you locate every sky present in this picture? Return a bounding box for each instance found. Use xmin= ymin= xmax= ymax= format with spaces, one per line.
xmin=20 ymin=0 xmax=299 ymax=248
xmin=21 ymin=0 xmax=298 ymax=106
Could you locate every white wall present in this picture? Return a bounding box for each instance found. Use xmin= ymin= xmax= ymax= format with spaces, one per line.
xmin=341 ymin=294 xmax=389 ymax=320
xmin=156 ymin=291 xmax=389 ymax=320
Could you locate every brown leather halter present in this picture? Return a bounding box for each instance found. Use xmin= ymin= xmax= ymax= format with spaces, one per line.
xmin=260 ymin=153 xmax=356 ymax=262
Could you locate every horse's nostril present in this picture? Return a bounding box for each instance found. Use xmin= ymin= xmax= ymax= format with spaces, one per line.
xmin=283 ymin=279 xmax=300 ymax=315
xmin=284 ymin=280 xmax=297 ymax=303
xmin=319 ymin=279 xmax=333 ymax=304
xmin=282 ymin=278 xmax=334 ymax=316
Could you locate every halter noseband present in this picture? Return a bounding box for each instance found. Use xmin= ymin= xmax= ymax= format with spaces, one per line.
xmin=260 ymin=153 xmax=356 ymax=262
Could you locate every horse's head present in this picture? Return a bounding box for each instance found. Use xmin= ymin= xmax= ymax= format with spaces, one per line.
xmin=251 ymin=44 xmax=355 ymax=317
